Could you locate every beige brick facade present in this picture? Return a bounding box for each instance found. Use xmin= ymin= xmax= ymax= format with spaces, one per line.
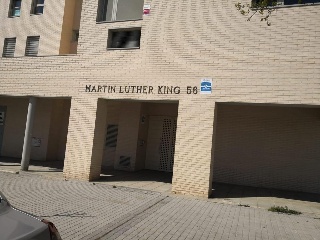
xmin=0 ymin=0 xmax=319 ymax=197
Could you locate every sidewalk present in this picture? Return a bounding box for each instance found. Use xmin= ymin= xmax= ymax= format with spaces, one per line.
xmin=0 ymin=157 xmax=64 ymax=179
xmin=100 ymin=197 xmax=320 ymax=240
xmin=1 ymin=171 xmax=320 ymax=240
xmin=1 ymin=158 xmax=320 ymax=218
xmin=0 ymin=171 xmax=164 ymax=240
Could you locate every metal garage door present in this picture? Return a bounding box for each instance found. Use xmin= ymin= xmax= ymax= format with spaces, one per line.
xmin=145 ymin=116 xmax=177 ymax=172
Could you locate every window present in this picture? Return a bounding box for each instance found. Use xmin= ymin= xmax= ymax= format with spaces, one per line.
xmin=9 ymin=0 xmax=22 ymax=17
xmin=2 ymin=38 xmax=16 ymax=57
xmin=96 ymin=0 xmax=113 ymax=22
xmin=96 ymin=0 xmax=144 ymax=22
xmin=72 ymin=30 xmax=79 ymax=42
xmin=253 ymin=0 xmax=320 ymax=5
xmin=105 ymin=125 xmax=119 ymax=147
xmin=108 ymin=28 xmax=141 ymax=49
xmin=25 ymin=36 xmax=40 ymax=56
xmin=280 ymin=0 xmax=320 ymax=5
xmin=252 ymin=0 xmax=276 ymax=5
xmin=31 ymin=0 xmax=44 ymax=14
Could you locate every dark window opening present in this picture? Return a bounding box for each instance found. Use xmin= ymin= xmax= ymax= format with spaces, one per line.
xmin=252 ymin=0 xmax=275 ymax=5
xmin=283 ymin=0 xmax=320 ymax=5
xmin=108 ymin=28 xmax=141 ymax=49
xmin=9 ymin=0 xmax=22 ymax=17
xmin=96 ymin=0 xmax=144 ymax=22
xmin=72 ymin=30 xmax=79 ymax=42
xmin=31 ymin=0 xmax=44 ymax=14
xmin=96 ymin=0 xmax=113 ymax=22
xmin=253 ymin=0 xmax=320 ymax=6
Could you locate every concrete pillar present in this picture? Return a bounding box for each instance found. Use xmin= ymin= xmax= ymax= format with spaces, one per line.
xmin=21 ymin=97 xmax=37 ymax=171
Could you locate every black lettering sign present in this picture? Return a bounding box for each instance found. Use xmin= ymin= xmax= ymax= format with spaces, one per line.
xmin=158 ymin=86 xmax=164 ymax=94
xmin=137 ymin=86 xmax=142 ymax=93
xmin=149 ymin=86 xmax=154 ymax=94
xmin=91 ymin=85 xmax=97 ymax=92
xmin=174 ymin=86 xmax=180 ymax=94
xmin=85 ymin=85 xmax=194 ymax=95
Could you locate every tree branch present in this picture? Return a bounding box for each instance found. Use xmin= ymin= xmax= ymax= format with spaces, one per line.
xmin=235 ymin=1 xmax=277 ymax=26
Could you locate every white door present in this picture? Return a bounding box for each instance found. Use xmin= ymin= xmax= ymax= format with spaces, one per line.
xmin=146 ymin=116 xmax=177 ymax=172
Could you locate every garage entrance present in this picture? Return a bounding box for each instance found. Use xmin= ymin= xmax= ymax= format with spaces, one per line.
xmin=98 ymin=100 xmax=179 ymax=191
xmin=212 ymin=103 xmax=320 ymax=194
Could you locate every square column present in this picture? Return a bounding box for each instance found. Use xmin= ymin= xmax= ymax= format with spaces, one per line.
xmin=172 ymin=100 xmax=216 ymax=198
xmin=63 ymin=97 xmax=107 ymax=180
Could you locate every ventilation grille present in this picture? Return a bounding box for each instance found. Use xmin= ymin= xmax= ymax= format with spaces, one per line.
xmin=0 ymin=112 xmax=5 ymax=125
xmin=169 ymin=119 xmax=177 ymax=171
xmin=159 ymin=118 xmax=177 ymax=172
xmin=105 ymin=124 xmax=118 ymax=147
xmin=119 ymin=156 xmax=131 ymax=167
xmin=2 ymin=38 xmax=16 ymax=57
xmin=25 ymin=36 xmax=40 ymax=56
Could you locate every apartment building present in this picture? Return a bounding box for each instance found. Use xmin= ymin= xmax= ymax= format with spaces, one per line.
xmin=0 ymin=0 xmax=319 ymax=197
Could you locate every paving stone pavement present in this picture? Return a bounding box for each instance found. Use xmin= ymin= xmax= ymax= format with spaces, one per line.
xmin=1 ymin=172 xmax=320 ymax=240
xmin=100 ymin=197 xmax=320 ymax=240
xmin=0 ymin=172 xmax=165 ymax=240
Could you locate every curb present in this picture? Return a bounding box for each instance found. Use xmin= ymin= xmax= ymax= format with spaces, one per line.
xmin=0 ymin=169 xmax=19 ymax=174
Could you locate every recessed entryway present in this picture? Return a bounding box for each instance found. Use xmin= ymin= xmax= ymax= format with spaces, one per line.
xmin=95 ymin=99 xmax=179 ymax=191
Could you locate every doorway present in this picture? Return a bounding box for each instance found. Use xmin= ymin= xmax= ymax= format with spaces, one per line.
xmin=145 ymin=116 xmax=177 ymax=172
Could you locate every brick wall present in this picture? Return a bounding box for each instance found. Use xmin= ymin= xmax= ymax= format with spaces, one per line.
xmin=0 ymin=0 xmax=319 ymax=197
xmin=0 ymin=0 xmax=66 ymax=56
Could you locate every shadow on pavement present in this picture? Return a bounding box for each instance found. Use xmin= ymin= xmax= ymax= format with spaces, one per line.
xmin=98 ymin=167 xmax=173 ymax=184
xmin=211 ymin=182 xmax=320 ymax=203
xmin=0 ymin=156 xmax=63 ymax=172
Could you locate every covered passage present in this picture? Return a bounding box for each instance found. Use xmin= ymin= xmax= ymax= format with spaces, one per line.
xmin=92 ymin=99 xmax=179 ymax=192
xmin=0 ymin=96 xmax=71 ymax=169
xmin=212 ymin=103 xmax=320 ymax=194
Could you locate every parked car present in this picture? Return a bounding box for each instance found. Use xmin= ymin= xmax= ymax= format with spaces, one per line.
xmin=0 ymin=191 xmax=61 ymax=240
